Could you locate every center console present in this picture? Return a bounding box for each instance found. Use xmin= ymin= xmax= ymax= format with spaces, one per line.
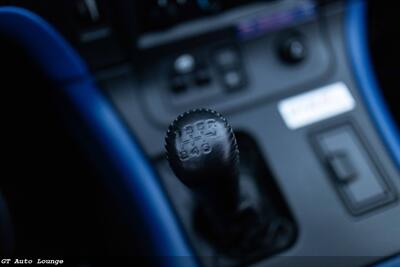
xmin=6 ymin=0 xmax=399 ymax=266
xmin=90 ymin=0 xmax=400 ymax=265
xmin=98 ymin=0 xmax=400 ymax=265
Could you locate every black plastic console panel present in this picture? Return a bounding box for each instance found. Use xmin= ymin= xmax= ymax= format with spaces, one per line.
xmin=100 ymin=2 xmax=400 ymax=267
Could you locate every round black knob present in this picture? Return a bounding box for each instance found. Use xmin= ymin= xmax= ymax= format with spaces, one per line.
xmin=165 ymin=109 xmax=239 ymax=213
xmin=278 ymin=33 xmax=307 ymax=64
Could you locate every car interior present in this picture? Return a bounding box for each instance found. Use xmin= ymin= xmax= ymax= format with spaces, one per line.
xmin=0 ymin=0 xmax=399 ymax=266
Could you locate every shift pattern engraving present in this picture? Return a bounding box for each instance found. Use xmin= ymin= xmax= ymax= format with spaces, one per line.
xmin=177 ymin=119 xmax=219 ymax=161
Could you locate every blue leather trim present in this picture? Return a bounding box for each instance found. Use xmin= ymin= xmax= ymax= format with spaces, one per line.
xmin=66 ymin=79 xmax=198 ymax=263
xmin=347 ymin=2 xmax=400 ymax=265
xmin=346 ymin=0 xmax=400 ymax=169
xmin=0 ymin=7 xmax=197 ymax=264
xmin=375 ymin=256 xmax=400 ymax=267
xmin=0 ymin=7 xmax=87 ymax=82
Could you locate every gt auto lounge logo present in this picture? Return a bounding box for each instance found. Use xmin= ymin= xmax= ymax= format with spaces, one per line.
xmin=1 ymin=259 xmax=64 ymax=265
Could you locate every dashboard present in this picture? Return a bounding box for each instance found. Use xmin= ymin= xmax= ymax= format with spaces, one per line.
xmin=135 ymin=0 xmax=279 ymax=33
xmin=0 ymin=0 xmax=399 ymax=267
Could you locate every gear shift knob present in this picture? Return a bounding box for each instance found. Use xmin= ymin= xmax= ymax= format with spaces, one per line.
xmin=165 ymin=109 xmax=240 ymax=214
xmin=165 ymin=109 xmax=295 ymax=256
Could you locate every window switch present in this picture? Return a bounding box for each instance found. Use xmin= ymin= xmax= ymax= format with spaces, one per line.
xmin=314 ymin=124 xmax=396 ymax=215
xmin=326 ymin=152 xmax=357 ymax=184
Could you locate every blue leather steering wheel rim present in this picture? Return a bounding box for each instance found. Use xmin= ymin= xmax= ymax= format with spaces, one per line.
xmin=0 ymin=6 xmax=198 ymax=266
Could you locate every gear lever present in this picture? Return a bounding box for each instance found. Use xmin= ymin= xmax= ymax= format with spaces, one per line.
xmin=165 ymin=109 xmax=295 ymax=257
xmin=165 ymin=109 xmax=240 ymax=220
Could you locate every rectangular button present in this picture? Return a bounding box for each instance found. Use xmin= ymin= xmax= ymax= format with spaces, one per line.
xmin=326 ymin=152 xmax=357 ymax=183
xmin=314 ymin=124 xmax=395 ymax=214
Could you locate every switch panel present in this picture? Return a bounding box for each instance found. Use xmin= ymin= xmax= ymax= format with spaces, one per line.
xmin=313 ymin=124 xmax=396 ymax=215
